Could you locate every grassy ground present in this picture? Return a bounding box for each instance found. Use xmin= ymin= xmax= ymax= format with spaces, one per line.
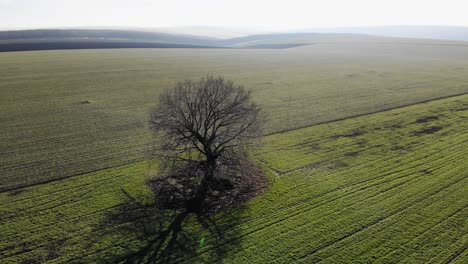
xmin=1 ymin=94 xmax=466 ymax=263
xmin=1 ymin=40 xmax=468 ymax=190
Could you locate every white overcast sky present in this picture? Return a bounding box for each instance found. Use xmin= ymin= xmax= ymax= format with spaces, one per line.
xmin=1 ymin=0 xmax=468 ymax=30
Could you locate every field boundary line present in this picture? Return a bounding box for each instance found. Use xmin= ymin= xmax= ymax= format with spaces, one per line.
xmin=0 ymin=158 xmax=141 ymax=194
xmin=263 ymin=91 xmax=468 ymax=137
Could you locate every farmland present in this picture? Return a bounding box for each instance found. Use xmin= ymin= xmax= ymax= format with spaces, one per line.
xmin=1 ymin=93 xmax=466 ymax=263
xmin=1 ymin=34 xmax=468 ymax=263
xmin=2 ymin=39 xmax=468 ymax=190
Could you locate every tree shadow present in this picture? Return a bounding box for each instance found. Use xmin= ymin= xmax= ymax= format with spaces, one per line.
xmin=95 ymin=194 xmax=245 ymax=264
xmin=90 ymin=160 xmax=268 ymax=263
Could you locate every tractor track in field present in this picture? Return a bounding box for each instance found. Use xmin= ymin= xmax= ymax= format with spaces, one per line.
xmin=291 ymin=172 xmax=467 ymax=263
xmin=379 ymin=206 xmax=468 ymax=263
xmin=215 ymin=133 xmax=464 ymax=235
xmin=266 ymin=126 xmax=464 ymax=192
xmin=266 ymin=133 xmax=465 ymax=182
xmin=446 ymin=244 xmax=468 ymax=263
xmin=1 ymin=199 xmax=123 ymax=239
xmin=196 ymin=173 xmax=464 ymax=264
xmin=0 ymin=204 xmax=123 ymax=257
xmin=1 ymin=94 xmax=466 ymax=263
xmin=0 ymin=171 xmax=128 ymax=208
xmin=1 ymin=183 xmax=103 ymax=221
xmin=209 ymin=162 xmax=426 ymax=244
xmin=313 ymin=202 xmax=468 ymax=263
xmin=190 ymin=141 xmax=466 ymax=262
xmin=252 ymin=162 xmax=464 ymax=262
xmin=1 ymin=92 xmax=467 ymax=194
xmin=190 ymin=151 xmax=465 ymax=262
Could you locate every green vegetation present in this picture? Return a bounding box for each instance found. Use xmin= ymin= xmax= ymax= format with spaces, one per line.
xmin=2 ymin=41 xmax=468 ymax=190
xmin=1 ymin=94 xmax=466 ymax=263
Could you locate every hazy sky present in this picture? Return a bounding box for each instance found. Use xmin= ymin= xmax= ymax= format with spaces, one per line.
xmin=1 ymin=0 xmax=468 ymax=30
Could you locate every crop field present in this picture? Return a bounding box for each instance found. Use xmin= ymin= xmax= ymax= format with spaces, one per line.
xmin=1 ymin=94 xmax=467 ymax=263
xmin=2 ymin=40 xmax=468 ymax=191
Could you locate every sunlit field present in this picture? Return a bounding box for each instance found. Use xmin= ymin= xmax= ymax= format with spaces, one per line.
xmin=1 ymin=94 xmax=466 ymax=263
xmin=1 ymin=37 xmax=468 ymax=263
xmin=1 ymin=39 xmax=468 ymax=190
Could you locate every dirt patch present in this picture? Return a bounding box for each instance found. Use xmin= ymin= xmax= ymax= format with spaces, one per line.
xmin=275 ymin=162 xmax=324 ymax=176
xmin=331 ymin=130 xmax=367 ymax=139
xmin=328 ymin=160 xmax=349 ymax=169
xmin=357 ymin=139 xmax=368 ymax=147
xmin=386 ymin=123 xmax=403 ymax=129
xmin=390 ymin=145 xmax=409 ymax=151
xmin=413 ymin=126 xmax=443 ymax=136
xmin=344 ymin=151 xmax=360 ymax=157
xmin=452 ymin=101 xmax=468 ymax=111
xmin=415 ymin=116 xmax=439 ymax=123
xmin=309 ymin=143 xmax=321 ymax=151
xmin=454 ymin=106 xmax=468 ymax=112
xmin=20 ymin=258 xmax=41 ymax=264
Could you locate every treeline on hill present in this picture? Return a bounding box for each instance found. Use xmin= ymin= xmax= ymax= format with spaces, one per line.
xmin=0 ymin=29 xmax=324 ymax=52
xmin=0 ymin=42 xmax=222 ymax=52
xmin=0 ymin=29 xmax=217 ymax=45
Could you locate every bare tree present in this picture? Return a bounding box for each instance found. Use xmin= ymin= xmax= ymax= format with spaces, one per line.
xmin=149 ymin=75 xmax=262 ymax=195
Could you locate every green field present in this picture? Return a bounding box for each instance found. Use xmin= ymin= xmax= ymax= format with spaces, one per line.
xmin=2 ymin=39 xmax=468 ymax=190
xmin=1 ymin=93 xmax=467 ymax=263
xmin=1 ymin=39 xmax=468 ymax=263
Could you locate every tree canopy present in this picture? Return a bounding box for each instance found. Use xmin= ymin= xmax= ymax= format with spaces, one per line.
xmin=149 ymin=75 xmax=262 ymax=196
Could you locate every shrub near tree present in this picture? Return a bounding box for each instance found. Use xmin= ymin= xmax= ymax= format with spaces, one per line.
xmin=149 ymin=75 xmax=265 ymax=212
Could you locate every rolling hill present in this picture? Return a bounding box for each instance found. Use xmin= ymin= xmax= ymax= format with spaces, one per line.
xmin=0 ymin=29 xmax=343 ymax=51
xmin=302 ymin=25 xmax=468 ymax=42
xmin=2 ymin=27 xmax=468 ymax=52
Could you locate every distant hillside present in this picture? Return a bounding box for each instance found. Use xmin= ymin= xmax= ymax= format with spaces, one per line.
xmin=0 ymin=29 xmax=218 ymax=45
xmin=218 ymin=33 xmax=323 ymax=46
xmin=3 ymin=27 xmax=466 ymax=52
xmin=150 ymin=26 xmax=262 ymax=38
xmin=0 ymin=41 xmax=224 ymax=52
xmin=0 ymin=30 xmax=349 ymax=51
xmin=218 ymin=33 xmax=362 ymax=47
xmin=302 ymin=26 xmax=468 ymax=42
xmin=0 ymin=29 xmax=341 ymax=46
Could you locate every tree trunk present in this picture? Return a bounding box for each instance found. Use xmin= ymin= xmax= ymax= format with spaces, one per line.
xmin=190 ymin=156 xmax=217 ymax=212
xmin=204 ymin=156 xmax=217 ymax=182
xmin=198 ymin=155 xmax=217 ymax=196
